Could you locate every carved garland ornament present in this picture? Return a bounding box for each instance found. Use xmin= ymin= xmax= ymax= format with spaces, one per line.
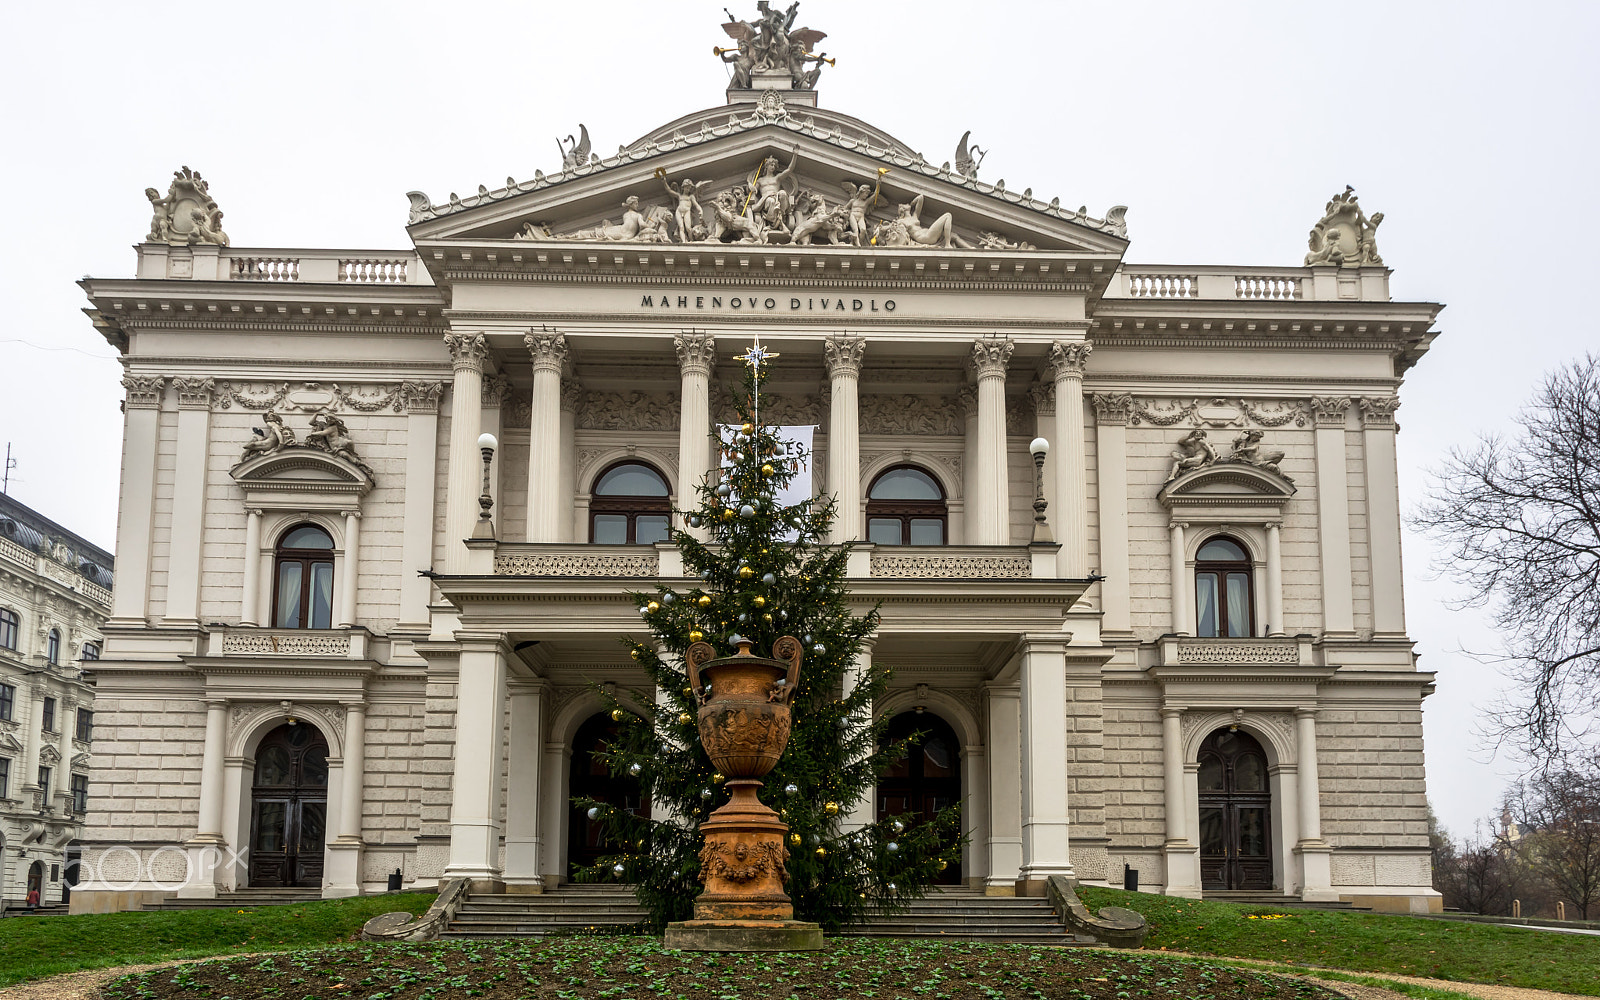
xmin=700 ymin=838 xmax=789 ymax=885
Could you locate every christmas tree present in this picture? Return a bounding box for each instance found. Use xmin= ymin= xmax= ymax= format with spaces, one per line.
xmin=576 ymin=340 xmax=963 ymax=933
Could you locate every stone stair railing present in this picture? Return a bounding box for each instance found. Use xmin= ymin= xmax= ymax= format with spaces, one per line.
xmin=361 ymin=878 xmax=465 ymax=942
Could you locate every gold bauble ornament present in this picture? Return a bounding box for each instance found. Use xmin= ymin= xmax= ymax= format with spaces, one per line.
xmin=646 ymin=601 xmax=660 ymax=613
xmin=789 ymin=833 xmax=802 ymax=847
xmin=763 ymin=613 xmax=773 ymax=624
xmin=610 ymin=708 xmax=625 ymax=722
xmin=697 ymin=595 xmax=712 ymax=608
xmin=752 ymin=595 xmax=766 ymax=608
xmin=629 ymin=648 xmax=641 ymax=660
xmin=815 ymin=846 xmax=826 ymax=857
xmin=682 ymin=686 xmax=694 ymax=697
xmin=712 ymin=772 xmax=725 ymax=785
xmin=761 ymin=463 xmax=775 ymax=476
xmin=738 ymin=566 xmax=755 ymax=580
xmin=937 ymin=859 xmax=948 ymax=871
xmin=824 ymin=801 xmax=840 ymax=816
xmin=740 ymin=422 xmax=754 ymax=434
xmin=689 ymin=629 xmax=704 ymax=641
xmin=678 ymin=712 xmax=692 ymax=725
xmin=722 ymin=508 xmax=736 ymax=522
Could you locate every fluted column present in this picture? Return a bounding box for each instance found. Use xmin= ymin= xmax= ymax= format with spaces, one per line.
xmin=1048 ymin=341 xmax=1091 ymax=578
xmin=240 ymin=508 xmax=263 ymax=626
xmin=825 ymin=335 xmax=866 ymax=542
xmin=559 ymin=379 xmax=581 ymax=541
xmin=968 ymin=338 xmax=1014 ymax=545
xmin=110 ymin=376 xmax=166 ymax=624
xmin=674 ymin=333 xmax=717 ymax=536
xmin=523 ymin=330 xmax=568 ymax=541
xmin=443 ymin=333 xmax=491 ymax=573
xmin=1169 ymin=521 xmax=1191 ymax=635
xmin=1265 ymin=521 xmax=1285 ymax=636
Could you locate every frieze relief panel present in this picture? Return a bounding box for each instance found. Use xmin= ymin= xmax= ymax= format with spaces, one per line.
xmin=1124 ymin=397 xmax=1311 ymax=429
xmin=858 ymin=394 xmax=962 ymax=436
xmin=577 ymin=391 xmax=680 ymax=430
xmin=216 ymin=381 xmax=411 ymax=413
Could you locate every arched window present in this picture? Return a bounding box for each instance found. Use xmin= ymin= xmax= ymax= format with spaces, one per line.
xmin=0 ymin=609 xmax=17 ymax=651
xmin=1195 ymin=536 xmax=1254 ymax=638
xmin=866 ymin=466 xmax=947 ymax=546
xmin=47 ymin=629 xmax=61 ymax=665
xmin=589 ymin=462 xmax=671 ymax=545
xmin=273 ymin=524 xmax=335 ymax=630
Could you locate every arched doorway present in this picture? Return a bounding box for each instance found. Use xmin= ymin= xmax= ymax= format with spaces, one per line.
xmin=567 ymin=713 xmax=648 ymax=877
xmin=248 ymin=722 xmax=329 ymax=888
xmin=1197 ymin=728 xmax=1273 ymax=891
xmin=25 ymin=860 xmax=43 ymax=904
xmin=877 ymin=711 xmax=962 ymax=884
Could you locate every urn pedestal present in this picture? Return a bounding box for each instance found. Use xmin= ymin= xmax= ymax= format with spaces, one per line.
xmin=663 ymin=637 xmax=823 ymax=952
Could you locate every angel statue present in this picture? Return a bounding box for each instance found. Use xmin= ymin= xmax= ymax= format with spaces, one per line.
xmin=881 ymin=194 xmax=975 ymax=249
xmin=304 ymin=406 xmax=372 ymax=476
xmin=1227 ymin=429 xmax=1288 ymax=480
xmin=657 ymin=170 xmax=704 ymax=242
xmin=239 ymin=410 xmax=294 ymax=463
xmin=838 ymin=171 xmax=886 ymax=245
xmin=1165 ymin=428 xmax=1218 ymax=483
xmin=746 ymin=146 xmax=800 ymax=231
xmin=719 ymin=3 xmax=828 ymax=88
xmin=716 ymin=37 xmax=756 ymax=89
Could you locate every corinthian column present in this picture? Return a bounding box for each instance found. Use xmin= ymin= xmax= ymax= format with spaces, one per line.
xmin=674 ymin=333 xmax=717 ymax=535
xmin=524 ymin=330 xmax=569 ymax=542
xmin=443 ymin=333 xmax=491 ymax=573
xmin=968 ymin=338 xmax=1014 ymax=545
xmin=824 ymin=335 xmax=866 ymax=542
xmin=1048 ymin=340 xmax=1091 ymax=578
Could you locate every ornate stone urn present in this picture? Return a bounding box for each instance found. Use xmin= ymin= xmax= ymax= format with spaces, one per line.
xmin=663 ymin=636 xmax=823 ymax=951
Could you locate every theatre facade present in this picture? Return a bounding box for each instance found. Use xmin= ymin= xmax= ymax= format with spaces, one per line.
xmin=72 ymin=42 xmax=1443 ymax=914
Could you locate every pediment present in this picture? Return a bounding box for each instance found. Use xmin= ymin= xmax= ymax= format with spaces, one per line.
xmin=0 ymin=732 xmax=22 ymax=753
xmin=407 ymin=114 xmax=1129 ymax=257
xmin=39 ymin=743 xmax=61 ymax=764
xmin=231 ymin=447 xmax=373 ymax=511
xmin=1159 ymin=463 xmax=1296 ymax=509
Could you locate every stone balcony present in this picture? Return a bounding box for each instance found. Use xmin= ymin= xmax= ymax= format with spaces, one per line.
xmin=1104 ymin=264 xmax=1389 ymax=303
xmin=134 ymin=244 xmax=432 ymax=285
xmin=1156 ymin=635 xmax=1318 ymax=667
xmin=205 ymin=627 xmax=372 ymax=659
xmin=485 ymin=542 xmax=1055 ymax=581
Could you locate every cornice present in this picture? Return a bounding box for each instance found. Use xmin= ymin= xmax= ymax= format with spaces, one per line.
xmin=439 ymin=266 xmax=1095 ymax=294
xmin=124 ymin=357 xmax=451 ymax=374
xmin=440 ymin=310 xmax=1095 ymax=332
xmin=115 ymin=319 xmax=447 ymax=336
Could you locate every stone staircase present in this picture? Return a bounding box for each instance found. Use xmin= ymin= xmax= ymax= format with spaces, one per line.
xmin=143 ymin=887 xmax=326 ymax=911
xmin=1202 ymin=890 xmax=1370 ymax=912
xmin=443 ymin=885 xmax=1081 ymax=945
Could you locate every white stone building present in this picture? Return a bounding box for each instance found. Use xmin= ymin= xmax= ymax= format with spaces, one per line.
xmin=0 ymin=492 xmax=111 ymax=906
xmin=71 ymin=42 xmax=1442 ymax=915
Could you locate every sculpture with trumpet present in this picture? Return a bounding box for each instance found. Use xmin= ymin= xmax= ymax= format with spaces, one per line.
xmin=715 ymin=1 xmax=832 ymax=91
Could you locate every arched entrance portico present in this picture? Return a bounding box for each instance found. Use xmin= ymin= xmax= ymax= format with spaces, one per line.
xmin=567 ymin=712 xmax=648 ymax=877
xmin=25 ymin=860 xmax=43 ymax=904
xmin=248 ymin=722 xmax=328 ymax=888
xmin=1197 ymin=727 xmax=1273 ymax=891
xmin=877 ymin=711 xmax=962 ymax=884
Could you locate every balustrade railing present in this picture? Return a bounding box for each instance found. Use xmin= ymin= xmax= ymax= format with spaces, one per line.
xmin=1125 ymin=273 xmax=1198 ymax=299
xmin=1235 ymin=275 xmax=1300 ymax=300
xmin=338 ymin=258 xmax=409 ymax=283
xmin=230 ymin=257 xmax=300 ymax=281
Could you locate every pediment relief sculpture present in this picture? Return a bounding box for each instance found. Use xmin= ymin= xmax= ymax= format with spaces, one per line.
xmin=1163 ymin=428 xmax=1295 ymax=488
xmin=1304 ymin=185 xmax=1383 ymax=267
xmin=234 ymin=406 xmax=373 ymax=480
xmin=145 ymin=166 xmax=229 ymax=247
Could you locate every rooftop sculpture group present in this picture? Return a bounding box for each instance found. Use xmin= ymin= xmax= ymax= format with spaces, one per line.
xmin=1165 ymin=428 xmax=1290 ymax=485
xmin=716 ymin=2 xmax=830 ymax=90
xmin=238 ymin=406 xmax=373 ymax=478
xmin=1304 ymin=186 xmax=1383 ymax=267
xmin=145 ymin=166 xmax=229 ymax=247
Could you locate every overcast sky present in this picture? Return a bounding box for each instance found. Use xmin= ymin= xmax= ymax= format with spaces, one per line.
xmin=2 ymin=1 xmax=1594 ymax=840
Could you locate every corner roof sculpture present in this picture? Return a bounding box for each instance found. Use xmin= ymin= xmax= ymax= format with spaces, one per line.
xmin=1304 ymin=186 xmax=1383 ymax=267
xmin=717 ymin=2 xmax=830 ymax=90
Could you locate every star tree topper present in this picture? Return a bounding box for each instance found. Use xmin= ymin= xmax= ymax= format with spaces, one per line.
xmin=736 ymin=336 xmax=780 ymax=424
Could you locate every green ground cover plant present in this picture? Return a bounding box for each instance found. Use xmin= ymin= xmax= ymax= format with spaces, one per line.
xmin=101 ymin=936 xmax=1341 ymax=1000
xmin=0 ymin=892 xmax=433 ymax=987
xmin=1078 ymin=885 xmax=1600 ymax=995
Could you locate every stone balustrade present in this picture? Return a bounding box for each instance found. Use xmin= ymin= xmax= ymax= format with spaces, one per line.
xmin=210 ymin=628 xmax=361 ymax=658
xmin=134 ymin=245 xmax=431 ymax=284
xmin=487 ymin=543 xmax=1040 ymax=581
xmin=1158 ymin=635 xmax=1316 ymax=667
xmin=1108 ymin=264 xmax=1388 ymax=302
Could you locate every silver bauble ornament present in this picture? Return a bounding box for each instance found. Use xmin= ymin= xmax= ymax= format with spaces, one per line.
xmin=587 ymin=807 xmax=600 ymax=820
xmin=784 ymin=783 xmax=799 ymax=795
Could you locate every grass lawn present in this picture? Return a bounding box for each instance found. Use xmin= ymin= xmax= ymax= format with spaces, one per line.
xmin=0 ymin=892 xmax=434 ymax=988
xmin=100 ymin=936 xmax=1343 ymax=1000
xmin=1078 ymin=885 xmax=1600 ymax=996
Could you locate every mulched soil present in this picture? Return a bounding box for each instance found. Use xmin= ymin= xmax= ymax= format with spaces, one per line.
xmin=98 ymin=936 xmax=1344 ymax=999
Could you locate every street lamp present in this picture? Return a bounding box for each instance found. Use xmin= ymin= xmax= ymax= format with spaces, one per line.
xmin=1029 ymin=437 xmax=1051 ymax=543
xmin=473 ymin=432 xmax=498 ymax=538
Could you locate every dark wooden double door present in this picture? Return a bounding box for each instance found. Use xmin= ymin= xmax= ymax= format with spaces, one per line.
xmin=1197 ymin=728 xmax=1273 ymax=891
xmin=876 ymin=712 xmax=961 ymax=884
xmin=249 ymin=723 xmax=328 ymax=888
xmin=568 ymin=713 xmax=649 ymax=876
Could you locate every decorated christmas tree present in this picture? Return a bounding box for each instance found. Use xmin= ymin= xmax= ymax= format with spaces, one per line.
xmin=577 ymin=340 xmax=962 ymax=933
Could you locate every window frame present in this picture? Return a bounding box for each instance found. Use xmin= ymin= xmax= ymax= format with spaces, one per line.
xmin=38 ymin=765 xmax=50 ymax=806
xmin=1194 ymin=535 xmax=1256 ymax=638
xmin=865 ymin=465 xmax=949 ymax=547
xmin=0 ymin=757 xmax=10 ymax=799
xmin=271 ymin=523 xmax=336 ymax=630
xmin=46 ymin=630 xmax=60 ymax=665
xmin=588 ymin=461 xmax=673 ymax=546
xmin=80 ymin=642 xmax=100 ymax=661
xmin=75 ymin=708 xmax=93 ymax=743
xmin=0 ymin=684 xmax=12 ymax=722
xmin=0 ymin=608 xmax=17 ymax=651
xmin=70 ymin=774 xmax=88 ymax=814
xmin=41 ymin=698 xmax=56 ymax=734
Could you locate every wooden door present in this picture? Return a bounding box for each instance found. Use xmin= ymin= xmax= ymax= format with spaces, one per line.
xmin=877 ymin=712 xmax=962 ymax=884
xmin=567 ymin=713 xmax=648 ymax=877
xmin=248 ymin=723 xmax=328 ymax=888
xmin=1197 ymin=728 xmax=1273 ymax=891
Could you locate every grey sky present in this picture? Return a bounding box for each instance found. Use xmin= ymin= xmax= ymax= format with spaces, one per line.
xmin=2 ymin=1 xmax=1593 ymax=840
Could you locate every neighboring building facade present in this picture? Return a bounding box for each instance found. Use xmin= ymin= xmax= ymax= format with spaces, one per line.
xmin=0 ymin=492 xmax=111 ymax=905
xmin=72 ymin=28 xmax=1443 ymax=915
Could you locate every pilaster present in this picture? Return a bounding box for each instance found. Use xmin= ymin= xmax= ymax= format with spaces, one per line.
xmin=824 ymin=335 xmax=866 ymax=542
xmin=445 ymin=638 xmax=509 ymax=888
xmin=109 ymin=375 xmax=167 ymax=624
xmin=1091 ymin=393 xmax=1132 ymax=634
xmin=164 ymin=378 xmax=215 ymax=627
xmin=1017 ymin=633 xmax=1073 ymax=887
xmin=559 ymin=379 xmax=581 ymax=542
xmin=984 ymin=683 xmax=1022 ymax=893
xmin=399 ymin=381 xmax=443 ymax=629
xmin=505 ymin=681 xmax=547 ymax=891
xmin=1359 ymin=397 xmax=1406 ymax=636
xmin=325 ymin=700 xmax=368 ymax=898
xmin=1295 ymin=708 xmax=1337 ymax=901
xmin=1311 ymin=396 xmax=1355 ymax=635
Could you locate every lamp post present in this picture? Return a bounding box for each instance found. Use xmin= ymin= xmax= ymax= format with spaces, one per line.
xmin=1029 ymin=436 xmax=1051 ymax=543
xmin=472 ymin=432 xmax=497 ymax=539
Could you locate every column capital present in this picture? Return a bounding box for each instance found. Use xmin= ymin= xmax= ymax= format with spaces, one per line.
xmin=1310 ymin=395 xmax=1351 ymax=427
xmin=122 ymin=375 xmax=168 ymax=409
xmin=824 ymin=334 xmax=867 ymax=379
xmin=401 ymin=380 xmax=444 ymax=414
xmin=524 ymin=330 xmax=569 ymax=375
xmin=1265 ymin=519 xmax=1283 ymax=532
xmin=482 ymin=374 xmax=512 ymax=408
xmin=673 ymin=332 xmax=717 ymax=377
xmin=1160 ymin=706 xmax=1184 ymax=720
xmin=1170 ymin=519 xmax=1190 ymax=531
xmin=172 ymin=377 xmax=216 ymax=410
xmin=1295 ymin=707 xmax=1319 ymax=721
xmin=246 ymin=506 xmax=264 ymax=519
xmin=204 ymin=698 xmax=229 ymax=710
xmin=1358 ymin=396 xmax=1400 ymax=427
xmin=968 ymin=337 xmax=1014 ymax=380
xmin=560 ymin=377 xmax=583 ymax=413
xmin=341 ymin=509 xmax=363 ymax=520
xmin=1028 ymin=382 xmax=1055 ymax=417
xmin=1090 ymin=392 xmax=1132 ymax=426
xmin=340 ymin=699 xmax=370 ymax=712
xmin=1047 ymin=340 xmax=1092 ymax=380
xmin=444 ymin=332 xmax=491 ymax=374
